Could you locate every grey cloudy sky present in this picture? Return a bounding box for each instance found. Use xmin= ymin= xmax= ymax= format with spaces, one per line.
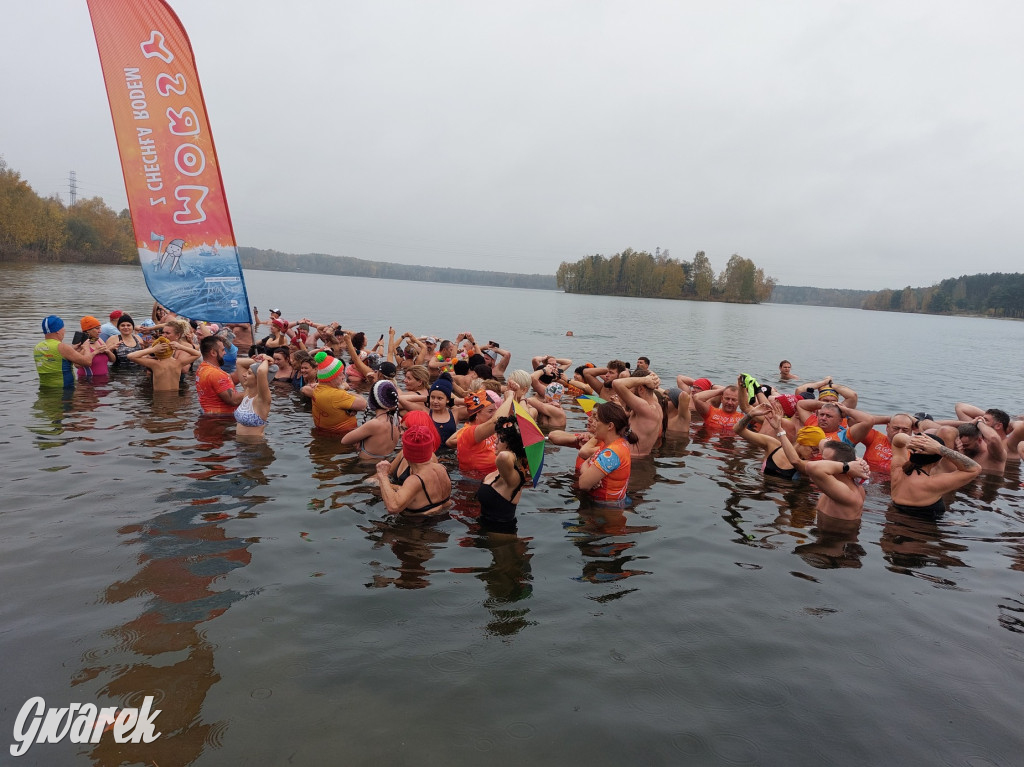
xmin=3 ymin=1 xmax=1022 ymax=290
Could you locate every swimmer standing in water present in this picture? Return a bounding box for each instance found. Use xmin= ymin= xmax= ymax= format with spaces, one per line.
xmin=779 ymin=360 xmax=799 ymax=381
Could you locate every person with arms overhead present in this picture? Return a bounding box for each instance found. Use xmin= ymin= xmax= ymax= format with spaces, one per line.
xmin=890 ymin=431 xmax=981 ymax=516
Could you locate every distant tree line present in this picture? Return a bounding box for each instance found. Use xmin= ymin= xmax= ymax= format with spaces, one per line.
xmin=769 ymin=285 xmax=873 ymax=308
xmin=238 ymin=247 xmax=557 ymax=290
xmin=556 ymin=247 xmax=776 ymax=303
xmin=0 ymin=156 xmax=135 ymax=264
xmin=861 ymin=273 xmax=1024 ymax=318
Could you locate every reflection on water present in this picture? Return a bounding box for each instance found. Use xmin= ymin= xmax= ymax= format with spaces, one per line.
xmin=4 ymin=265 xmax=1024 ymax=766
xmin=70 ymin=434 xmax=273 ymax=766
xmin=361 ymin=516 xmax=451 ymax=590
xmin=565 ymin=500 xmax=657 ymax=587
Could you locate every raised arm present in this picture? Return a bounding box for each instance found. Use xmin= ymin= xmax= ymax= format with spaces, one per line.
xmin=804 ymin=459 xmax=870 ymax=505
xmin=892 ymin=433 xmax=982 ymax=491
xmin=692 ymin=387 xmax=722 ymax=419
xmin=612 ymin=374 xmax=659 ymax=412
xmin=833 ymin=383 xmax=858 ymax=409
xmin=974 ymin=417 xmax=1008 ymax=462
xmin=341 ymin=333 xmax=372 ymax=377
xmin=954 ymin=402 xmax=985 ymax=422
xmin=733 ymin=403 xmax=776 ymax=450
xmin=841 ymin=405 xmax=887 ymax=444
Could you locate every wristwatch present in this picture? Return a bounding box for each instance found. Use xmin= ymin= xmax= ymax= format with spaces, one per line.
xmin=842 ymin=462 xmax=850 ymax=474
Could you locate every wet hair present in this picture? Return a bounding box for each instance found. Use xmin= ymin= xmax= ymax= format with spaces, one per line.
xmin=405 ymin=365 xmax=431 ymax=389
xmin=823 ymin=440 xmax=856 ymax=463
xmin=637 ymin=356 xmax=650 ymax=366
xmin=495 ymin=416 xmax=530 ymax=482
xmin=607 ymin=360 xmax=628 ymax=374
xmin=473 ymin=363 xmax=493 ymax=380
xmin=957 ymin=422 xmax=980 ymax=439
xmin=351 ymin=332 xmax=366 ymax=352
xmin=163 ymin=318 xmax=189 ymax=339
xmin=595 ymin=401 xmax=639 ymax=444
xmin=779 ymin=360 xmax=791 ymax=368
xmin=985 ymin=408 xmax=1010 ymax=431
xmin=467 ymin=353 xmax=486 ymax=368
xmin=200 ymin=335 xmax=223 ymax=356
xmin=117 ymin=314 xmax=135 ymax=329
xmin=293 ymin=350 xmax=314 ymax=367
xmin=453 ymin=359 xmax=470 ymax=376
xmin=272 ymin=347 xmax=290 ymax=361
xmin=507 ymin=369 xmax=532 ymax=390
xmin=905 ymin=433 xmax=945 ymax=473
xmin=819 ymin=402 xmax=842 ymax=418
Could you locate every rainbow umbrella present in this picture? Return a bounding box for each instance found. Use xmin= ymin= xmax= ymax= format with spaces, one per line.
xmin=575 ymin=394 xmax=607 ymax=413
xmin=512 ymin=399 xmax=546 ymax=487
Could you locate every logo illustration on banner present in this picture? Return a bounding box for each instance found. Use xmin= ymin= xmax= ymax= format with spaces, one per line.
xmin=87 ymin=0 xmax=252 ymax=324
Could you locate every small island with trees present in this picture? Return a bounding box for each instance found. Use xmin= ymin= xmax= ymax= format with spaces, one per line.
xmin=4 ymin=155 xmax=1021 ymax=318
xmin=556 ymin=247 xmax=776 ymax=303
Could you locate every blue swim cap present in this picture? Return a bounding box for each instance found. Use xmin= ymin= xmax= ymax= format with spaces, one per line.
xmin=42 ymin=315 xmax=64 ymax=334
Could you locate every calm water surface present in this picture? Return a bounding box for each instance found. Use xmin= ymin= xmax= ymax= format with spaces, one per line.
xmin=2 ymin=264 xmax=1023 ymax=766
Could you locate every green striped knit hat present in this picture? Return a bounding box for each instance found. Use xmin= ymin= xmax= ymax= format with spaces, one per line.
xmin=314 ymin=351 xmax=344 ymax=381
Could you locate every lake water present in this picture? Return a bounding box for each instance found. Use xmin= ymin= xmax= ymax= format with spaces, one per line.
xmin=2 ymin=263 xmax=1024 ymax=766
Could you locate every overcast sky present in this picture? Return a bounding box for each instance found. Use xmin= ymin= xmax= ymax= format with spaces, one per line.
xmin=3 ymin=1 xmax=1022 ymax=290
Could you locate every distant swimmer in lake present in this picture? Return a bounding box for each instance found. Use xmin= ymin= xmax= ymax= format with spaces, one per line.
xmin=779 ymin=360 xmax=799 ymax=381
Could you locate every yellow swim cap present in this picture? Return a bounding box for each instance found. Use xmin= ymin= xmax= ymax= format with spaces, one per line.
xmin=796 ymin=425 xmax=827 ymax=447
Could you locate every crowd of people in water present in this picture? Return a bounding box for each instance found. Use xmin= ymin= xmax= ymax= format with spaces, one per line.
xmin=32 ymin=302 xmax=1024 ymax=534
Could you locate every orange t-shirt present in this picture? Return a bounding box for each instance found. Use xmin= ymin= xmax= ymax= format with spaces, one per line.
xmin=456 ymin=424 xmax=498 ymax=474
xmin=586 ymin=438 xmax=631 ymax=501
xmin=196 ymin=362 xmax=236 ymax=414
xmin=859 ymin=428 xmax=893 ymax=472
xmin=704 ymin=406 xmax=742 ymax=430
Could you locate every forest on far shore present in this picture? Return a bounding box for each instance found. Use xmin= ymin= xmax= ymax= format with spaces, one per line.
xmin=4 ymin=156 xmax=1019 ymax=316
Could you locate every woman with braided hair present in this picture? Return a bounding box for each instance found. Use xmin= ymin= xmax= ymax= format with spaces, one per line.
xmin=342 ymin=379 xmax=401 ymax=460
xmin=476 ymin=414 xmax=531 ymax=533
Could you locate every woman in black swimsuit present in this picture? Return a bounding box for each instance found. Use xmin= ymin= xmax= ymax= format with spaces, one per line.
xmin=889 ymin=431 xmax=980 ymax=516
xmin=476 ymin=416 xmax=531 ymax=533
xmin=104 ymin=314 xmax=143 ymax=367
xmin=375 ymin=423 xmax=450 ymax=517
xmin=733 ymin=402 xmax=799 ymax=480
